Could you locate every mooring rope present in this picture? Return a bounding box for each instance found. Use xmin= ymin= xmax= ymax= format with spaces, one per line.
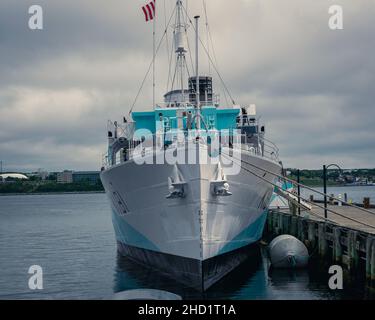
xmin=220 ymin=152 xmax=375 ymax=229
xmin=227 ymin=151 xmax=375 ymax=217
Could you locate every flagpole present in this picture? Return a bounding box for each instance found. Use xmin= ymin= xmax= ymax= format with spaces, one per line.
xmin=152 ymin=1 xmax=156 ymax=108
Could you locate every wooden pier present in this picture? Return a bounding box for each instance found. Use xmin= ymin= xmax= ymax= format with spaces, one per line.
xmin=265 ymin=204 xmax=375 ymax=288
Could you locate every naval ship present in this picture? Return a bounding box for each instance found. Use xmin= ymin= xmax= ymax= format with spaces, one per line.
xmin=101 ymin=0 xmax=282 ymax=291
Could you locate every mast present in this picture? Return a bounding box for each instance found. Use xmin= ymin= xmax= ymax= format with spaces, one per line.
xmin=194 ymin=15 xmax=201 ymax=130
xmin=175 ymin=0 xmax=187 ymax=106
xmin=171 ymin=0 xmax=187 ymax=105
xmin=153 ymin=1 xmax=156 ymax=108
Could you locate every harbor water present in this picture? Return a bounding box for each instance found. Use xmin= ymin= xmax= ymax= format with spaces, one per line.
xmin=0 ymin=191 xmax=373 ymax=300
xmin=302 ymin=186 xmax=375 ymax=204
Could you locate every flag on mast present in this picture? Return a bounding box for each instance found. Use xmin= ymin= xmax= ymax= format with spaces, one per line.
xmin=142 ymin=0 xmax=156 ymax=22
xmin=141 ymin=0 xmax=157 ymax=106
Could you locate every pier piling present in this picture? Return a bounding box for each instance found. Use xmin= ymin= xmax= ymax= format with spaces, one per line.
xmin=371 ymin=240 xmax=375 ymax=283
xmin=275 ymin=213 xmax=280 ymax=234
xmin=274 ymin=211 xmax=279 ymax=234
xmin=333 ymin=227 xmax=342 ymax=263
xmin=278 ymin=213 xmax=283 ymax=235
xmin=268 ymin=211 xmax=273 ymax=233
xmin=308 ymin=221 xmax=316 ymax=250
xmin=318 ymin=223 xmax=328 ymax=257
xmin=366 ymin=237 xmax=373 ymax=281
xmin=347 ymin=230 xmax=359 ymax=271
xmin=291 ymin=216 xmax=298 ymax=237
xmin=283 ymin=214 xmax=290 ymax=234
xmin=298 ymin=218 xmax=305 ymax=242
xmin=364 ymin=197 xmax=370 ymax=209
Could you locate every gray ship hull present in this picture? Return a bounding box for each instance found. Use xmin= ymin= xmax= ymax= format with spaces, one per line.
xmin=101 ymin=145 xmax=281 ymax=290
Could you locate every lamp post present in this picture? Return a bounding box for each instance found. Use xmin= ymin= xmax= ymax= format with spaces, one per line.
xmin=297 ymin=169 xmax=301 ymax=216
xmin=323 ymin=164 xmax=343 ymax=219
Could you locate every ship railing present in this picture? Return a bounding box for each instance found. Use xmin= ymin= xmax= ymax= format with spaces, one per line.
xmin=113 ymin=122 xmax=136 ymax=140
xmin=101 ymin=153 xmax=110 ymax=170
xmin=155 ymin=100 xmax=220 ymax=109
xmin=103 ymin=132 xmax=279 ymax=168
xmin=236 ymin=115 xmax=258 ymax=126
xmin=263 ymin=141 xmax=280 ymax=162
xmin=262 ymin=139 xmax=280 ymax=161
xmin=240 ymin=141 xmax=279 ymax=162
xmin=263 ymin=137 xmax=280 ymax=156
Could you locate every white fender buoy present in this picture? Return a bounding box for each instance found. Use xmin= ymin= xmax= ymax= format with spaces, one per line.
xmin=269 ymin=235 xmax=309 ymax=268
xmin=112 ymin=289 xmax=182 ymax=300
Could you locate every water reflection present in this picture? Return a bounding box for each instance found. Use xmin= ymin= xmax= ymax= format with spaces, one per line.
xmin=114 ymin=247 xmax=264 ymax=300
xmin=113 ymin=245 xmax=371 ymax=300
xmin=269 ymin=269 xmax=310 ymax=288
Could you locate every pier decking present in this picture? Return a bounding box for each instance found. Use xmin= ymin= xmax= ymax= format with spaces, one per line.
xmin=280 ymin=204 xmax=375 ymax=234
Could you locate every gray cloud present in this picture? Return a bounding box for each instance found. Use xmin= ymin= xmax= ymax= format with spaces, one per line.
xmin=0 ymin=0 xmax=374 ymax=171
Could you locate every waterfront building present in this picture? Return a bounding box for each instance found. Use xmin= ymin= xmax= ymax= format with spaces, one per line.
xmin=72 ymin=171 xmax=100 ymax=185
xmin=57 ymin=171 xmax=73 ymax=184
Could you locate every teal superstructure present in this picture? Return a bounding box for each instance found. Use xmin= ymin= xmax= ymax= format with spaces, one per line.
xmin=132 ymin=106 xmax=240 ymax=134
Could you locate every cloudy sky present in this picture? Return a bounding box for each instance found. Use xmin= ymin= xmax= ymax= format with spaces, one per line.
xmin=0 ymin=0 xmax=374 ymax=172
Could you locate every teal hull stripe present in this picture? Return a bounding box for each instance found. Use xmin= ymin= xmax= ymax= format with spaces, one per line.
xmin=111 ymin=210 xmax=160 ymax=252
xmin=218 ymin=210 xmax=268 ymax=255
xmin=112 ymin=208 xmax=268 ymax=258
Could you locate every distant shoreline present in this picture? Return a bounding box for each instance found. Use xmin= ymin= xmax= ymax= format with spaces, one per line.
xmin=302 ymin=184 xmax=375 ymax=189
xmin=0 ymin=191 xmax=106 ymax=196
xmin=2 ymin=184 xmax=374 ymax=196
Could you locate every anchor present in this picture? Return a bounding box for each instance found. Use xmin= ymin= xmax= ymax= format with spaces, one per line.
xmin=210 ymin=164 xmax=232 ymax=197
xmin=166 ymin=165 xmax=187 ymax=199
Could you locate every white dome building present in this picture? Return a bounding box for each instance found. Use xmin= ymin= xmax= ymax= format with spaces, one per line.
xmin=0 ymin=173 xmax=29 ymax=180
